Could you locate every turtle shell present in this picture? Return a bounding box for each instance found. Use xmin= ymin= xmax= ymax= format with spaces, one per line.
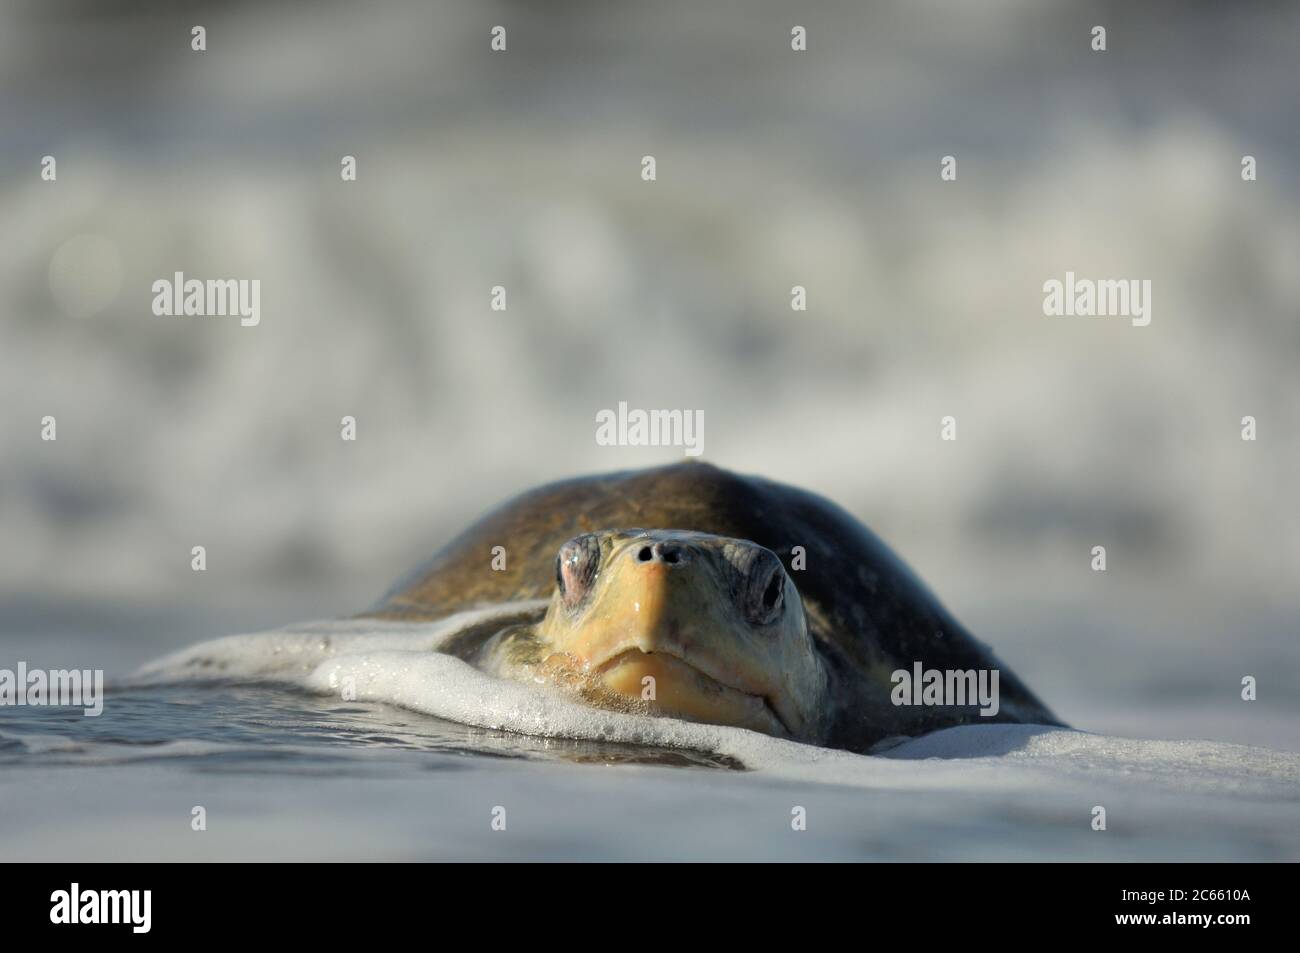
xmin=368 ymin=461 xmax=1060 ymax=748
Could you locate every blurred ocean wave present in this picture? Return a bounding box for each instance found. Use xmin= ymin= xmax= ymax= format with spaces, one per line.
xmin=1 ymin=0 xmax=1297 ymax=634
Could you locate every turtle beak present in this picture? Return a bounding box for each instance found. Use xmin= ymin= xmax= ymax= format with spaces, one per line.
xmin=541 ymin=535 xmax=792 ymax=737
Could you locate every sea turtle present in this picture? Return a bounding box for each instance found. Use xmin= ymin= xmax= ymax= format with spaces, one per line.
xmin=367 ymin=462 xmax=1061 ymax=752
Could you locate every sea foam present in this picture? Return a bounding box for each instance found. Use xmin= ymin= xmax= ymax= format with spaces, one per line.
xmin=129 ymin=608 xmax=1300 ymax=796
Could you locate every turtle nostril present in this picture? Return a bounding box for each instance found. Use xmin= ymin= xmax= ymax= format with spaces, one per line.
xmin=637 ymin=541 xmax=687 ymax=564
xmin=652 ymin=542 xmax=685 ymax=565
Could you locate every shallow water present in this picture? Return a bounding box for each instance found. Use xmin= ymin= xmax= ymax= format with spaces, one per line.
xmin=0 ymin=683 xmax=743 ymax=770
xmin=3 ymin=607 xmax=1298 ymax=861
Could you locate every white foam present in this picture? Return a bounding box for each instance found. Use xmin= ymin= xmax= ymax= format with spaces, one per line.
xmin=129 ymin=603 xmax=547 ymax=683
xmin=131 ymin=612 xmax=1300 ymax=797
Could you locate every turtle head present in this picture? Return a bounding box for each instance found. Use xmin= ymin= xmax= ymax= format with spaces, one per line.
xmin=534 ymin=529 xmax=828 ymax=742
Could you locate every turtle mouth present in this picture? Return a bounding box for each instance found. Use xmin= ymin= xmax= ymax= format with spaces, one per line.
xmin=592 ymin=648 xmax=790 ymax=737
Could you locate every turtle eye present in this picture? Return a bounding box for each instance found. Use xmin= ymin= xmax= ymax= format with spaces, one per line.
xmin=556 ymin=534 xmax=601 ymax=607
xmin=727 ymin=543 xmax=787 ymax=626
xmin=761 ymin=568 xmax=784 ymax=614
xmin=748 ymin=559 xmax=786 ymax=625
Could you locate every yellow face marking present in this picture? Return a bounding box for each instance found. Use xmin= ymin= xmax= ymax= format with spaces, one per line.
xmin=529 ymin=532 xmax=824 ymax=739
